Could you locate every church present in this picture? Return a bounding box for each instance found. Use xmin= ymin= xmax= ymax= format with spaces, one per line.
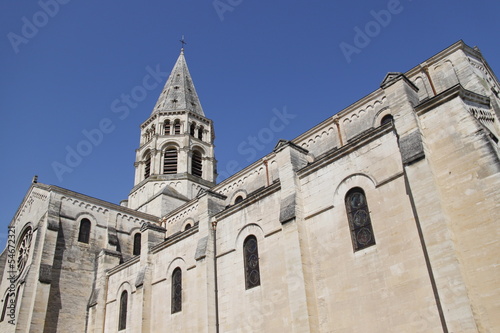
xmin=0 ymin=40 xmax=499 ymax=332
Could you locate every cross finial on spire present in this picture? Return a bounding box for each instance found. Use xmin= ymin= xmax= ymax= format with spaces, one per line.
xmin=180 ymin=35 xmax=187 ymax=51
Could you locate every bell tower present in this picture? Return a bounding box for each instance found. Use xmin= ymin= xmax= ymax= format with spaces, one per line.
xmin=127 ymin=47 xmax=217 ymax=216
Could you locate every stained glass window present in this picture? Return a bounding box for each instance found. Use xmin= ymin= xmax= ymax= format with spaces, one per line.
xmin=17 ymin=227 xmax=33 ymax=272
xmin=345 ymin=188 xmax=375 ymax=251
xmin=243 ymin=235 xmax=260 ymax=289
xmin=118 ymin=290 xmax=127 ymax=330
xmin=171 ymin=268 xmax=182 ymax=313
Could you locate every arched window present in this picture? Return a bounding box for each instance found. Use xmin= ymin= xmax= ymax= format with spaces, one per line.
xmin=78 ymin=219 xmax=91 ymax=244
xmin=190 ymin=123 xmax=196 ymax=136
xmin=118 ymin=290 xmax=127 ymax=330
xmin=171 ymin=268 xmax=182 ymax=313
xmin=184 ymin=223 xmax=192 ymax=231
xmin=164 ymin=120 xmax=171 ymax=135
xmin=144 ymin=153 xmax=151 ymax=179
xmin=174 ymin=120 xmax=181 ymax=135
xmin=381 ymin=114 xmax=394 ymax=126
xmin=191 ymin=151 xmax=202 ymax=177
xmin=234 ymin=196 xmax=244 ymax=204
xmin=243 ymin=235 xmax=260 ymax=289
xmin=163 ymin=148 xmax=178 ymax=174
xmin=17 ymin=227 xmax=33 ymax=273
xmin=345 ymin=188 xmax=375 ymax=251
xmin=197 ymin=126 xmax=203 ymax=140
xmin=133 ymin=233 xmax=141 ymax=256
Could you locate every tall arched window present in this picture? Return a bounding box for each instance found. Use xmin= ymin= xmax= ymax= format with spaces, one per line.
xmin=171 ymin=268 xmax=182 ymax=313
xmin=243 ymin=235 xmax=260 ymax=289
xmin=163 ymin=148 xmax=178 ymax=174
xmin=133 ymin=233 xmax=141 ymax=256
xmin=381 ymin=114 xmax=394 ymax=126
xmin=174 ymin=120 xmax=181 ymax=135
xmin=78 ymin=218 xmax=91 ymax=244
xmin=144 ymin=153 xmax=151 ymax=179
xmin=164 ymin=120 xmax=171 ymax=135
xmin=191 ymin=151 xmax=202 ymax=177
xmin=190 ymin=123 xmax=196 ymax=136
xmin=345 ymin=188 xmax=375 ymax=251
xmin=118 ymin=290 xmax=127 ymax=330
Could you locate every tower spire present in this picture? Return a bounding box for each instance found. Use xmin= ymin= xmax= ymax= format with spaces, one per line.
xmin=128 ymin=47 xmax=217 ymax=216
xmin=151 ymin=44 xmax=204 ymax=116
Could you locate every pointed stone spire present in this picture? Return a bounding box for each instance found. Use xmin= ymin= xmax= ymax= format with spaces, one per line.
xmin=152 ymin=49 xmax=204 ymax=116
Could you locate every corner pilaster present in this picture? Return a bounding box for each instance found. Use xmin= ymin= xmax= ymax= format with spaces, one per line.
xmin=381 ymin=72 xmax=423 ymax=165
xmin=87 ymin=249 xmax=121 ymax=333
xmin=194 ymin=190 xmax=226 ymax=333
xmin=273 ymin=140 xmax=317 ymax=331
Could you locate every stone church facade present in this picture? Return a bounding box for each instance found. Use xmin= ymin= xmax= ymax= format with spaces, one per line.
xmin=0 ymin=40 xmax=499 ymax=332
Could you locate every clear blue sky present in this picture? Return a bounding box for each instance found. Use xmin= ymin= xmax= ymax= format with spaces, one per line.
xmin=1 ymin=0 xmax=499 ymax=249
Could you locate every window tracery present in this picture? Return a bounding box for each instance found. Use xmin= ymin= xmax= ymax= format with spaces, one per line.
xmin=345 ymin=188 xmax=375 ymax=251
xmin=17 ymin=227 xmax=33 ymax=274
xmin=243 ymin=235 xmax=260 ymax=289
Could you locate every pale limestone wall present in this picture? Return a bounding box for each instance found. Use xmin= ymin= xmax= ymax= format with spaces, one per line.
xmin=291 ymin=42 xmax=500 ymax=172
xmin=213 ymin=156 xmax=278 ymax=206
xmin=341 ymin=95 xmax=389 ymax=141
xmin=161 ymin=200 xmax=199 ymax=236
xmin=96 ymin=42 xmax=499 ymax=333
xmin=2 ymin=41 xmax=499 ymax=333
xmin=104 ymin=260 xmax=141 ymax=333
xmin=38 ymin=191 xmax=155 ymax=333
xmin=0 ymin=186 xmax=49 ymax=333
xmin=417 ymin=95 xmax=500 ymax=332
xmin=149 ymin=229 xmax=205 ymax=332
xmin=180 ymin=48 xmax=499 ymax=234
xmin=115 ymin=212 xmax=152 ymax=257
xmin=215 ymin=190 xmax=289 ymax=332
xmin=299 ymin=130 xmax=444 ymax=332
xmin=295 ymin=117 xmax=341 ymax=155
xmin=0 ymin=184 xmax=158 ymax=332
